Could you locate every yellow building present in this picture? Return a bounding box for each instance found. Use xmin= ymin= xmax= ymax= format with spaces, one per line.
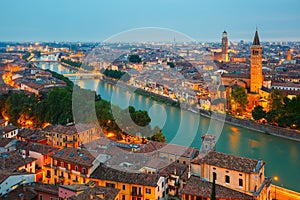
xmin=88 ymin=164 xmax=166 ymax=200
xmin=191 ymin=151 xmax=271 ymax=200
xmin=44 ymin=123 xmax=100 ymax=148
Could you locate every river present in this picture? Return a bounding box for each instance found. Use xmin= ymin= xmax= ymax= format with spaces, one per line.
xmin=39 ymin=62 xmax=300 ymax=192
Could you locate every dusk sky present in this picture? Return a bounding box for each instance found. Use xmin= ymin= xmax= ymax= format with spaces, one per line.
xmin=1 ymin=0 xmax=299 ymax=42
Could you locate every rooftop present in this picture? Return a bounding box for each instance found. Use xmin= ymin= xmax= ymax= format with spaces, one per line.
xmin=191 ymin=151 xmax=262 ymax=174
xmin=90 ymin=164 xmax=161 ymax=187
xmin=44 ymin=123 xmax=96 ymax=135
xmin=0 ymin=150 xmax=36 ymax=172
xmin=69 ymin=185 xmax=119 ymax=200
xmin=51 ymin=147 xmax=95 ymax=167
xmin=181 ymin=176 xmax=254 ymax=199
xmin=0 ymin=125 xmax=18 ymax=135
xmin=23 ymin=142 xmax=58 ymax=155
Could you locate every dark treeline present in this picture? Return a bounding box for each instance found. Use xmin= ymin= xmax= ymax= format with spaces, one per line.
xmin=252 ymin=90 xmax=300 ymax=129
xmin=0 ymin=84 xmax=165 ymax=141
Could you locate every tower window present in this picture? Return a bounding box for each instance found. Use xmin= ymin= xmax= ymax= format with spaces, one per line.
xmin=239 ymin=178 xmax=243 ymax=187
xmin=225 ymin=175 xmax=230 ymax=184
xmin=213 ymin=172 xmax=217 ymax=181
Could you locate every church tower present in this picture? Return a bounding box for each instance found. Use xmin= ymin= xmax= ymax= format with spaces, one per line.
xmin=222 ymin=31 xmax=229 ymax=62
xmin=250 ymin=30 xmax=263 ymax=93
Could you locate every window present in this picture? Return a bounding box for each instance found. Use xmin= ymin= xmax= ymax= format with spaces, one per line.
xmin=39 ymin=195 xmax=43 ymax=200
xmin=75 ymin=165 xmax=78 ymax=171
xmin=106 ymin=182 xmax=116 ymax=188
xmin=225 ymin=175 xmax=230 ymax=184
xmin=239 ymin=178 xmax=243 ymax=187
xmin=122 ymin=185 xmax=126 ymax=190
xmin=213 ymin=172 xmax=217 ymax=181
xmin=146 ymin=188 xmax=151 ymax=194
xmin=54 ymin=169 xmax=57 ymax=176
xmin=82 ymin=168 xmax=86 ymax=174
xmin=122 ymin=195 xmax=125 ymax=200
xmin=50 ymin=198 xmax=53 ymax=200
xmin=183 ymin=161 xmax=186 ymax=165
xmin=61 ymin=162 xmax=64 ymax=167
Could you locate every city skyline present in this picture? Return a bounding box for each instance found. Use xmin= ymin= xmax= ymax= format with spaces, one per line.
xmin=1 ymin=0 xmax=300 ymax=42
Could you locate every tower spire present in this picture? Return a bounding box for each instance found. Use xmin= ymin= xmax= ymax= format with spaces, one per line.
xmin=253 ymin=29 xmax=260 ymax=45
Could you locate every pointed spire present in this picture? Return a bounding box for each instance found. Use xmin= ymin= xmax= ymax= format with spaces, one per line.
xmin=253 ymin=29 xmax=260 ymax=45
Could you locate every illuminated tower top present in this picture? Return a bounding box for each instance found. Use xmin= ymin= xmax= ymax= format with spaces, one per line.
xmin=250 ymin=30 xmax=263 ymax=93
xmin=222 ymin=31 xmax=229 ymax=62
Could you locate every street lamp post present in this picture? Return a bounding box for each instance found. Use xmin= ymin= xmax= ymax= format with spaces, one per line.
xmin=273 ymin=176 xmax=279 ymax=200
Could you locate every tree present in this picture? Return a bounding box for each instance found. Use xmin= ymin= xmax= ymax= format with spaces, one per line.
xmin=210 ymin=176 xmax=216 ymax=200
xmin=231 ymin=86 xmax=248 ymax=111
xmin=150 ymin=126 xmax=166 ymax=143
xmin=128 ymin=54 xmax=141 ymax=63
xmin=252 ymin=105 xmax=266 ymax=120
xmin=269 ymin=90 xmax=284 ymax=111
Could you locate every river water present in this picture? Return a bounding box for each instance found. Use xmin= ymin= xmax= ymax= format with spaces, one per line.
xmin=39 ymin=63 xmax=300 ymax=192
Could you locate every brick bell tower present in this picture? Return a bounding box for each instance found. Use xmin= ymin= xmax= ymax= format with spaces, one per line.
xmin=250 ymin=30 xmax=263 ymax=93
xmin=222 ymin=31 xmax=229 ymax=62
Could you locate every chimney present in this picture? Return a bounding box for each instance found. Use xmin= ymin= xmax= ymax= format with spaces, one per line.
xmin=89 ymin=194 xmax=94 ymax=199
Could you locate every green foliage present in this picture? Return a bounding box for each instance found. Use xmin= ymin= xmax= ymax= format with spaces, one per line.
xmin=150 ymin=126 xmax=166 ymax=143
xmin=61 ymin=58 xmax=82 ymax=68
xmin=252 ymin=105 xmax=266 ymax=120
xmin=128 ymin=54 xmax=141 ymax=63
xmin=45 ymin=69 xmax=74 ymax=90
xmin=265 ymin=93 xmax=300 ymax=129
xmin=103 ymin=69 xmax=130 ymax=81
xmin=231 ymin=86 xmax=248 ymax=110
xmin=269 ymin=90 xmax=284 ymax=110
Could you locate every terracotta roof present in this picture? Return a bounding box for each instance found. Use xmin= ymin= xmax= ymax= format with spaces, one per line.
xmin=159 ymin=162 xmax=189 ymax=181
xmin=44 ymin=123 xmax=96 ymax=135
xmin=51 ymin=147 xmax=95 ymax=167
xmin=181 ymin=176 xmax=254 ymax=199
xmin=137 ymin=141 xmax=198 ymax=158
xmin=23 ymin=143 xmax=58 ymax=155
xmin=0 ymin=151 xmax=36 ymax=172
xmin=30 ymin=182 xmax=58 ymax=195
xmin=69 ymin=185 xmax=119 ymax=200
xmin=0 ymin=185 xmax=37 ymax=200
xmin=90 ymin=164 xmax=161 ymax=187
xmin=22 ymin=81 xmax=44 ymax=90
xmin=0 ymin=138 xmax=14 ymax=147
xmin=18 ymin=129 xmax=47 ymax=142
xmin=191 ymin=151 xmax=262 ymax=173
xmin=221 ymin=73 xmax=250 ymax=79
xmin=0 ymin=125 xmax=18 ymax=134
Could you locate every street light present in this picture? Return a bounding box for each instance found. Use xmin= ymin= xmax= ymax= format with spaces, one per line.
xmin=273 ymin=176 xmax=279 ymax=200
